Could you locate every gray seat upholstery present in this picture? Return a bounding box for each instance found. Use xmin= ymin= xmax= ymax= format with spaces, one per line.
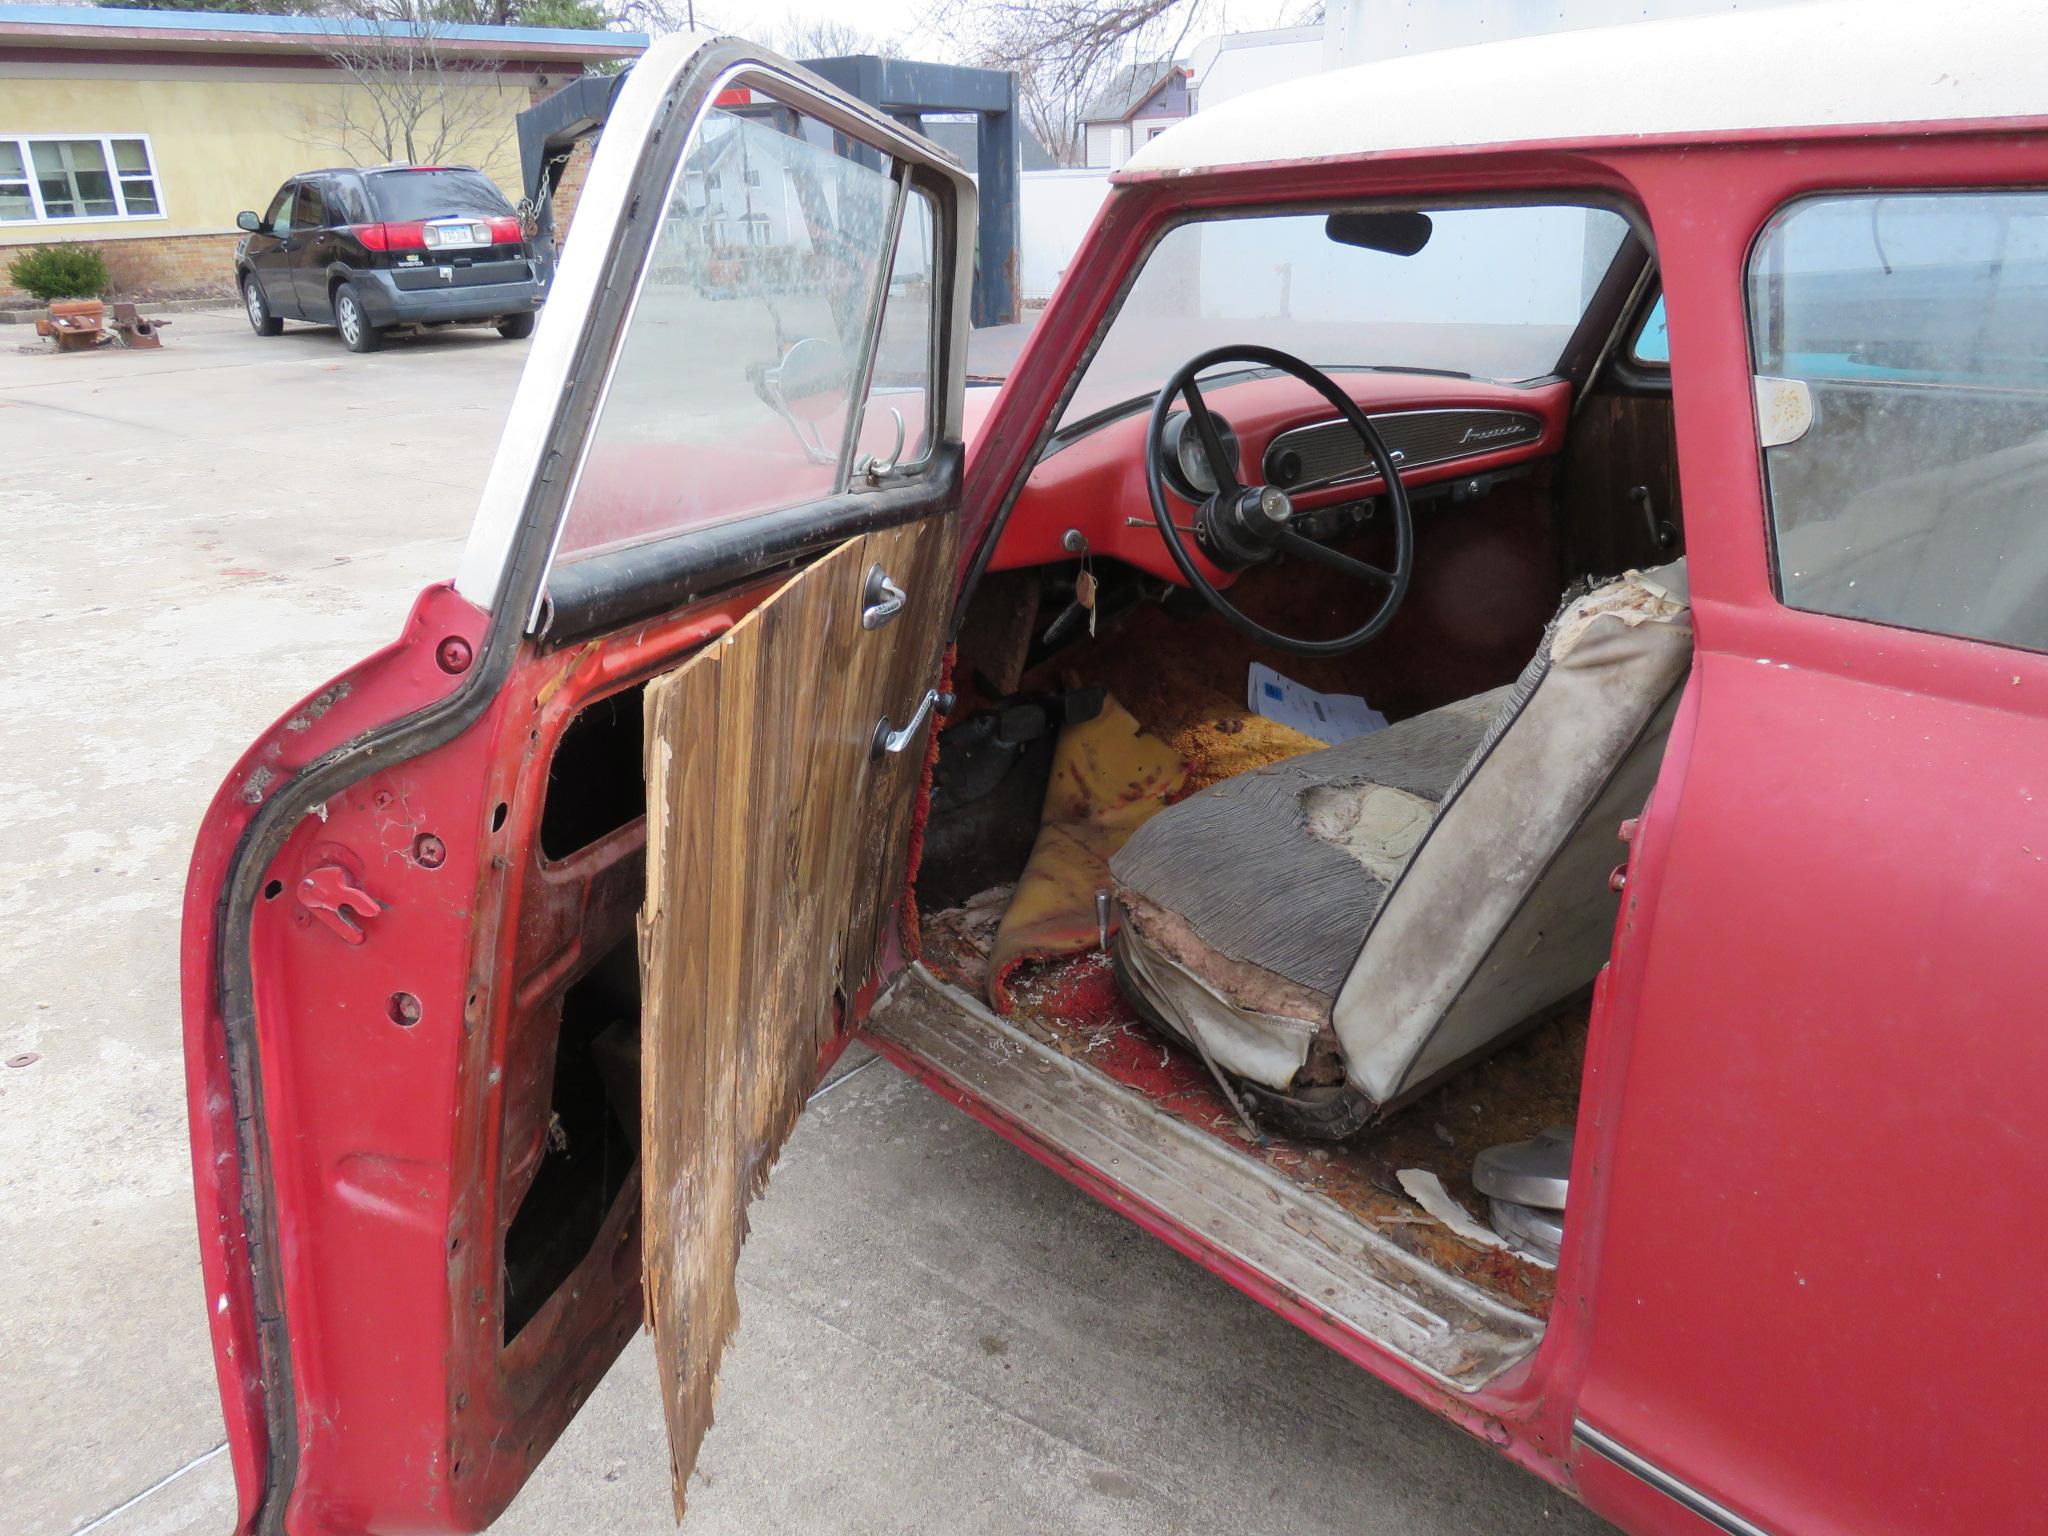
xmin=1110 ymin=564 xmax=1693 ymax=1128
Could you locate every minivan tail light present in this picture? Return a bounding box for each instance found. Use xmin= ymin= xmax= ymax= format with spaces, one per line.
xmin=486 ymin=215 xmax=523 ymax=244
xmin=355 ymin=221 xmax=426 ymax=251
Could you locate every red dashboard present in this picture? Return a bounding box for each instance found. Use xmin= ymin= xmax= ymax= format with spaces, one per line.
xmin=973 ymin=370 xmax=1571 ymax=588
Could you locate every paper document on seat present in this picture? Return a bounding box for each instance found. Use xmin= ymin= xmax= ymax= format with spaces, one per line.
xmin=1248 ymin=662 xmax=1387 ymax=745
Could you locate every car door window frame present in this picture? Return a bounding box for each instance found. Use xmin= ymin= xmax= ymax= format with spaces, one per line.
xmin=264 ymin=183 xmax=297 ymax=236
xmin=540 ymin=153 xmax=966 ymax=642
xmin=547 ymin=100 xmax=916 ymax=570
xmin=860 ymin=185 xmax=943 ymax=477
xmin=1746 ymin=185 xmax=2048 ymax=653
xmin=446 ymin=46 xmax=974 ymax=643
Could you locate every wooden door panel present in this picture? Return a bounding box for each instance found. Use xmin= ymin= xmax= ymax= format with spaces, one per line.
xmin=636 ymin=513 xmax=955 ymax=1515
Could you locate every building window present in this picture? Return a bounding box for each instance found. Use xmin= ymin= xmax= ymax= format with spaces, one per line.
xmin=0 ymin=135 xmax=165 ymax=224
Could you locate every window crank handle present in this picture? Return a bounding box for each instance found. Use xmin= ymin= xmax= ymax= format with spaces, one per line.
xmin=872 ymin=687 xmax=954 ymax=757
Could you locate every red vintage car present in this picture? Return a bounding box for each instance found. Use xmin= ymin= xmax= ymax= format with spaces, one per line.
xmin=182 ymin=7 xmax=2048 ymax=1534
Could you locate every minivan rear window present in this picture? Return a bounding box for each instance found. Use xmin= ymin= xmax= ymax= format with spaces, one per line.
xmin=366 ymin=169 xmax=513 ymax=222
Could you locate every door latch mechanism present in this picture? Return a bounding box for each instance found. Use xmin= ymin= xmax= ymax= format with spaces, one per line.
xmin=298 ymin=863 xmax=384 ymax=945
xmin=872 ymin=688 xmax=954 ymax=758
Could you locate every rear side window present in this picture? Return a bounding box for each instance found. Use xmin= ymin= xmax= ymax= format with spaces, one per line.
xmin=332 ymin=178 xmax=369 ymax=225
xmin=296 ymin=180 xmax=327 ymax=230
xmin=1749 ymin=191 xmax=2048 ymax=652
xmin=367 ymin=169 xmax=512 ymax=222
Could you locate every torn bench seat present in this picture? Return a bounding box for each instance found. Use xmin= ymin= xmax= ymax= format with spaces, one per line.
xmin=1110 ymin=565 xmax=1693 ymax=1137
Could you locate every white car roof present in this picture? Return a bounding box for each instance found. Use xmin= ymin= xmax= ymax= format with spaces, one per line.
xmin=1125 ymin=0 xmax=2048 ymax=175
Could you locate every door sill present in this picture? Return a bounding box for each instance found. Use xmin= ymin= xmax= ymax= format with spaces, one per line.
xmin=864 ymin=965 xmax=1543 ymax=1392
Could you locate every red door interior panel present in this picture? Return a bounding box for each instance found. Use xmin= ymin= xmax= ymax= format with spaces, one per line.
xmin=186 ymin=577 xmax=801 ymax=1534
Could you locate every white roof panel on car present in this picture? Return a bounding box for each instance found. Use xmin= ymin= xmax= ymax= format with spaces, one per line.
xmin=1124 ymin=0 xmax=2048 ymax=175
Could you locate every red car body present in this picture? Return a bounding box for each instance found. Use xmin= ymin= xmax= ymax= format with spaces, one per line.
xmin=183 ymin=11 xmax=2048 ymax=1535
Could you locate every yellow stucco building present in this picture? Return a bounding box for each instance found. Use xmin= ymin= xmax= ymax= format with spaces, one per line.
xmin=0 ymin=4 xmax=643 ymax=300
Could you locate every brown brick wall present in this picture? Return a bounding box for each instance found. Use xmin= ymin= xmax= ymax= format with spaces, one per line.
xmin=1 ymin=233 xmax=241 ymax=305
xmin=550 ymin=136 xmax=595 ymax=240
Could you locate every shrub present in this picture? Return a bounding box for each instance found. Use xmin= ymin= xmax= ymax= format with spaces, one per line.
xmin=8 ymin=244 xmax=110 ymax=302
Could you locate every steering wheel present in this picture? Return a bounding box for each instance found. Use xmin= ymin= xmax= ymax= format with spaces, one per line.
xmin=1144 ymin=344 xmax=1414 ymax=657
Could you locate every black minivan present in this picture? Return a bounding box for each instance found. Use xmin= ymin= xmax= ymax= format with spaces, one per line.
xmin=234 ymin=164 xmax=546 ymax=353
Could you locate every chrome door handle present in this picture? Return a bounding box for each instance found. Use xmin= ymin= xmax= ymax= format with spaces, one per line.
xmin=861 ymin=563 xmax=906 ymax=629
xmin=872 ymin=688 xmax=954 ymax=758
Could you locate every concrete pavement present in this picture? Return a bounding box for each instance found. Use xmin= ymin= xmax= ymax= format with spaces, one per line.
xmin=0 ymin=309 xmax=1611 ymax=1535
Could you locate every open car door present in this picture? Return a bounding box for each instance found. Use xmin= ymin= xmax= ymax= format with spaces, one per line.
xmin=181 ymin=37 xmax=974 ymax=1534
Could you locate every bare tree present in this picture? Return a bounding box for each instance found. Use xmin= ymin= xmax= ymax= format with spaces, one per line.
xmin=599 ymin=4 xmax=886 ymax=54
xmin=300 ymin=0 xmax=519 ymax=167
xmin=608 ymin=0 xmax=714 ymax=33
xmin=925 ymin=0 xmax=1208 ymax=165
xmin=769 ymin=14 xmax=892 ymax=58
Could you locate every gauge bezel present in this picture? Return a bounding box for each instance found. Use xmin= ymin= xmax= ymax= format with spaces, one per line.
xmin=1159 ymin=408 xmax=1241 ymax=502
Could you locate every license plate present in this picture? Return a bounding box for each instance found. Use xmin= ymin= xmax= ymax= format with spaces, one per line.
xmin=424 ymin=221 xmax=488 ymax=250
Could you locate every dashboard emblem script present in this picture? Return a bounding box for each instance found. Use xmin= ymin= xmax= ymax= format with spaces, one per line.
xmin=1460 ymin=422 xmax=1524 ymax=444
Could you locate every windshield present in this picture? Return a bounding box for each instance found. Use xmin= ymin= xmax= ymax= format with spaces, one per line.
xmin=367 ymin=168 xmax=512 ymax=221
xmin=1059 ymin=204 xmax=1632 ymax=428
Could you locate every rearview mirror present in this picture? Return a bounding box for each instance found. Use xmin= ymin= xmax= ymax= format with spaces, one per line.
xmin=236 ymin=210 xmax=263 ymax=234
xmin=772 ymin=335 xmax=850 ymax=422
xmin=750 ymin=336 xmax=849 ymax=464
xmin=1326 ymin=210 xmax=1433 ymax=257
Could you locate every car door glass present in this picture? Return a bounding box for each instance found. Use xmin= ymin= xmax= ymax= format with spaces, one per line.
xmin=265 ymin=186 xmax=295 ymax=236
xmin=334 ymin=178 xmax=369 ymax=226
xmin=296 ymin=180 xmax=327 ymax=232
xmin=552 ymin=100 xmax=903 ymax=563
xmin=1631 ymin=294 xmax=1669 ymax=365
xmin=857 ymin=188 xmax=937 ymax=472
xmin=1750 ymin=190 xmax=2048 ymax=652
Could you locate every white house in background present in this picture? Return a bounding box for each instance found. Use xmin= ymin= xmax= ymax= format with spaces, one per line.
xmin=1187 ymin=24 xmax=1326 ymax=112
xmin=1079 ymin=59 xmax=1192 ymax=170
xmin=1079 ymin=25 xmax=1333 ymax=171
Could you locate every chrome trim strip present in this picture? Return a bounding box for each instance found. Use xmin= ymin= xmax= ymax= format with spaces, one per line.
xmin=1572 ymin=1421 xmax=1775 ymax=1536
xmin=1263 ymin=405 xmax=1544 ymax=488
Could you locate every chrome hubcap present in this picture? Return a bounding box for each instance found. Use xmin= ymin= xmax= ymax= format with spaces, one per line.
xmin=338 ymin=298 xmax=359 ymax=343
xmin=245 ymin=283 xmax=263 ymax=327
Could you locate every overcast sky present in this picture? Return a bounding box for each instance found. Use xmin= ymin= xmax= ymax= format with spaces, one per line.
xmin=685 ymin=0 xmax=1312 ymax=60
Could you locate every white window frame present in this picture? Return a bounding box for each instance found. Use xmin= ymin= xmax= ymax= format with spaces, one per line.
xmin=0 ymin=133 xmax=167 ymax=226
